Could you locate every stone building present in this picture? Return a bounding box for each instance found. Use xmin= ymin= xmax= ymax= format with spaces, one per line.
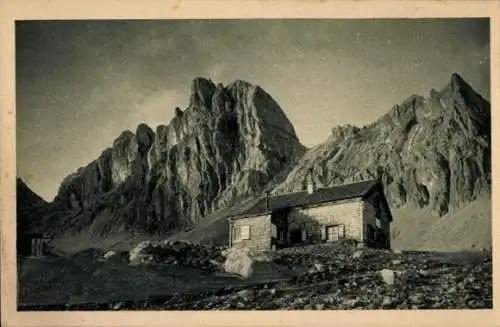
xmin=227 ymin=178 xmax=393 ymax=252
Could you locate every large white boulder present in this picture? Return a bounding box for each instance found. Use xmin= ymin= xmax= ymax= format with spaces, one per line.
xmin=381 ymin=268 xmax=396 ymax=285
xmin=223 ymin=247 xmax=255 ymax=279
xmin=223 ymin=248 xmax=280 ymax=280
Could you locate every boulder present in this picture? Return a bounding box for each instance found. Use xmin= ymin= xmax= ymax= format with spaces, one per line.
xmin=381 ymin=268 xmax=397 ymax=285
xmin=223 ymin=247 xmax=281 ymax=280
xmin=223 ymin=247 xmax=255 ymax=279
xmin=398 ymin=268 xmax=420 ymax=282
xmin=382 ymin=296 xmax=393 ymax=307
xmin=102 ymin=250 xmax=116 ymax=261
xmin=236 ymin=289 xmax=255 ymax=302
xmin=351 ymin=250 xmax=364 ymax=260
xmin=314 ymin=263 xmax=325 ymax=272
xmin=209 ymin=259 xmax=223 ymax=270
xmin=128 ymin=239 xmax=224 ymax=270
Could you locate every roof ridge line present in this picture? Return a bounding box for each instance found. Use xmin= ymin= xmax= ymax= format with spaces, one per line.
xmin=323 ymin=178 xmax=379 ymax=187
xmin=268 ymin=178 xmax=379 ymax=197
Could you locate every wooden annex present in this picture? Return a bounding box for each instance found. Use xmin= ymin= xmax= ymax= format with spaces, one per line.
xmin=17 ymin=233 xmax=51 ymax=257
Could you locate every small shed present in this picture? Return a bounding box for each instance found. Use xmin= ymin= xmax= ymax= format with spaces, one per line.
xmin=18 ymin=233 xmax=52 ymax=257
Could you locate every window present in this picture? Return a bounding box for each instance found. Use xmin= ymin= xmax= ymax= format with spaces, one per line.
xmin=326 ymin=225 xmax=345 ymax=242
xmin=375 ymin=217 xmax=383 ymax=229
xmin=232 ymin=225 xmax=250 ymax=241
xmin=241 ymin=225 xmax=250 ymax=240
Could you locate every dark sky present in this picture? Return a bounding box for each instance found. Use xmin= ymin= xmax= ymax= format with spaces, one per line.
xmin=16 ymin=19 xmax=490 ymax=200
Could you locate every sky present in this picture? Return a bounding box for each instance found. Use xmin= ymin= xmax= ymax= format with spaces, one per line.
xmin=16 ymin=19 xmax=490 ymax=201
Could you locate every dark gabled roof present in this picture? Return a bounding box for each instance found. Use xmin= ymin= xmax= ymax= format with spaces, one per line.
xmin=227 ymin=179 xmax=382 ymax=220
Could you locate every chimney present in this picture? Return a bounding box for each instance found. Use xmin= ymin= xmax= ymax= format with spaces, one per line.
xmin=307 ymin=169 xmax=315 ymax=194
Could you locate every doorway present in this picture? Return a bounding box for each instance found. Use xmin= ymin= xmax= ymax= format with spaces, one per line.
xmin=290 ymin=229 xmax=303 ymax=244
xmin=326 ymin=225 xmax=345 ymax=242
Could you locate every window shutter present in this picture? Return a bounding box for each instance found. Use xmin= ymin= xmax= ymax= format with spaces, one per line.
xmin=232 ymin=227 xmax=241 ymax=241
xmin=339 ymin=225 xmax=345 ymax=239
xmin=301 ymin=229 xmax=307 ymax=241
xmin=241 ymin=225 xmax=250 ymax=240
xmin=320 ymin=226 xmax=326 ymax=240
xmin=271 ymin=224 xmax=277 ymax=238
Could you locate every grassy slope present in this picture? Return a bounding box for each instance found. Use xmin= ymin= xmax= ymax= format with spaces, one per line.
xmin=391 ymin=196 xmax=492 ymax=252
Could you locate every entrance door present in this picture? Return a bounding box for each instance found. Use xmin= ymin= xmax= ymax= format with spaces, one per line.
xmin=378 ymin=233 xmax=387 ymax=249
xmin=327 ymin=225 xmax=344 ymax=242
xmin=290 ymin=229 xmax=302 ymax=244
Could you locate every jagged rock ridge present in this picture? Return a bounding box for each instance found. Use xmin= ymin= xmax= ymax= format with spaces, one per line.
xmin=45 ymin=78 xmax=305 ymax=236
xmin=275 ymin=73 xmax=491 ymax=217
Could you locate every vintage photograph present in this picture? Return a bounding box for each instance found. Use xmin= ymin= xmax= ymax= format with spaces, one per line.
xmin=15 ymin=18 xmax=491 ymax=311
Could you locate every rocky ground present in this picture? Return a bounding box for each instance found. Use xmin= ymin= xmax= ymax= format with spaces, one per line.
xmin=18 ymin=242 xmax=492 ymax=311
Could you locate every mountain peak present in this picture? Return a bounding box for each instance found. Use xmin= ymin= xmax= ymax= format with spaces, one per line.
xmin=330 ymin=124 xmax=360 ymax=140
xmin=436 ymin=72 xmax=490 ymax=119
xmin=190 ymin=77 xmax=216 ymax=108
xmin=228 ymin=79 xmax=253 ymax=86
xmin=441 ymin=72 xmax=473 ymax=95
xmin=136 ymin=123 xmax=153 ymax=136
xmin=113 ymin=130 xmax=135 ymax=147
xmin=17 ymin=177 xmax=47 ymax=205
xmin=451 ymin=72 xmax=465 ymax=86
xmin=191 ymin=76 xmax=213 ymax=84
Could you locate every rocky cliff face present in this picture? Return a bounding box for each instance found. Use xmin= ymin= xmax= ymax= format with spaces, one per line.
xmin=47 ymin=78 xmax=305 ymax=236
xmin=275 ymin=73 xmax=491 ymax=216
